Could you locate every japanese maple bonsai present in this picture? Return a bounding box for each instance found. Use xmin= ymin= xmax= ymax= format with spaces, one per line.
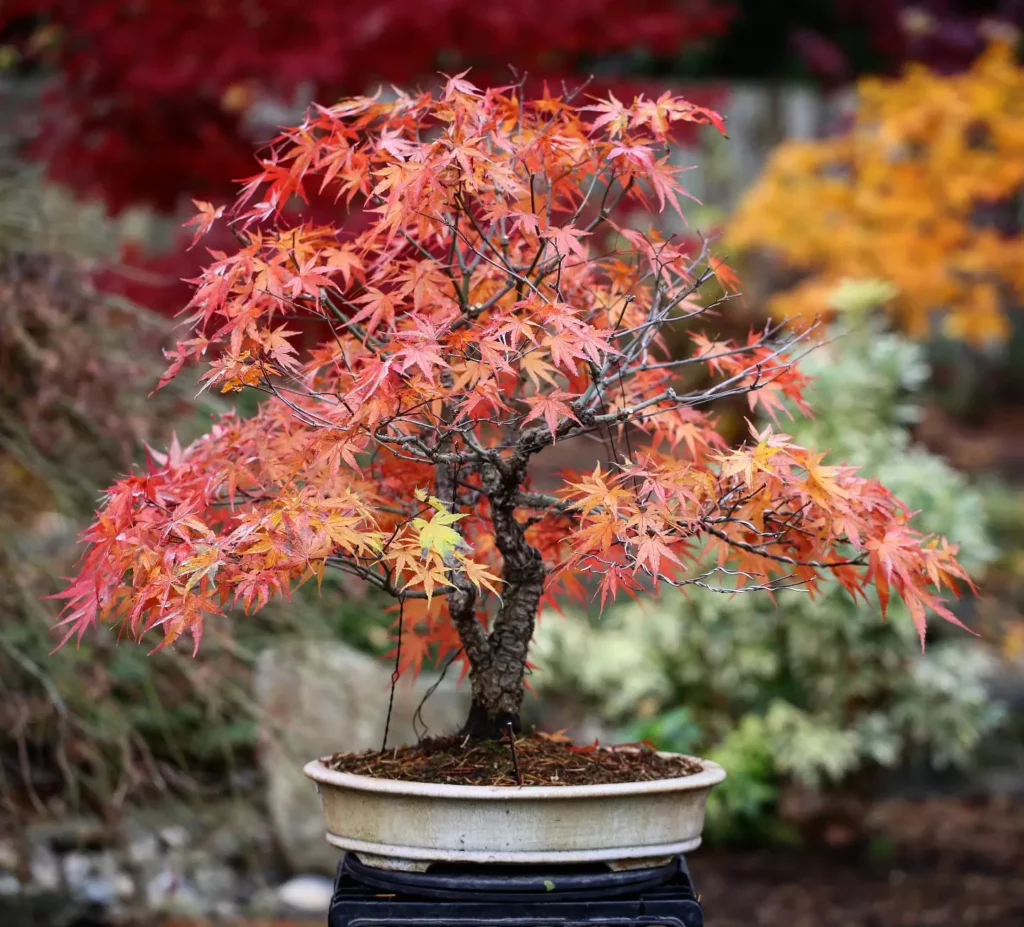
xmin=58 ymin=77 xmax=973 ymax=765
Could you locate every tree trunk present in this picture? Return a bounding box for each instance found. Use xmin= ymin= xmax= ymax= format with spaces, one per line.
xmin=460 ymin=544 xmax=544 ymax=738
xmin=459 ymin=546 xmax=544 ymax=739
xmin=457 ymin=459 xmax=546 ymax=740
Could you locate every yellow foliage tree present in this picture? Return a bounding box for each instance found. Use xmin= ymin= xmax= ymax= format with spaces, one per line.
xmin=728 ymin=42 xmax=1024 ymax=346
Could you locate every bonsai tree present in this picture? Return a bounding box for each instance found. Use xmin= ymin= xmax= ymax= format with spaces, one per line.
xmin=56 ymin=76 xmax=973 ymax=745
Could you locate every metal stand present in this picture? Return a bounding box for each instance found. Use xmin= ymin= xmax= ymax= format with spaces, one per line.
xmin=328 ymin=853 xmax=704 ymax=927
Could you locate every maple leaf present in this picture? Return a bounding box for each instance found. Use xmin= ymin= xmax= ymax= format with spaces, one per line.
xmin=284 ymin=254 xmax=337 ymax=302
xmin=719 ymin=438 xmax=782 ymax=488
xmin=394 ymin=321 xmax=450 ymax=382
xmin=561 ymin=465 xmax=630 ymax=516
xmin=710 ymin=258 xmax=741 ymax=294
xmin=350 ymin=287 xmax=397 ymax=336
xmin=630 ymin=533 xmax=684 ymax=578
xmin=573 ymin=515 xmax=621 ymax=555
xmin=594 ymin=561 xmax=644 ymax=612
xmin=324 ymin=246 xmax=364 ymax=288
xmin=865 ymin=528 xmax=912 ymax=621
xmin=454 ymin=375 xmax=510 ymax=422
xmin=670 ymin=101 xmax=728 ymax=137
xmin=800 ymin=450 xmax=850 ymax=508
xmin=405 ymin=560 xmax=454 ymax=604
xmin=184 ymin=200 xmax=225 ymax=249
xmin=153 ymin=342 xmax=192 ymax=394
xmin=441 ymin=69 xmax=482 ymax=100
xmin=609 ymin=142 xmax=655 ymax=171
xmin=350 ymin=355 xmax=397 ymax=402
xmin=689 ymin=331 xmax=735 ymax=374
xmin=412 ymin=494 xmax=469 ymax=562
xmin=177 ymin=546 xmax=225 ymax=596
xmin=159 ymin=500 xmax=215 ymax=544
xmin=541 ymin=225 xmax=592 ymax=263
xmin=536 ymin=729 xmax=574 ymax=744
xmin=520 ymin=352 xmax=561 ymax=391
xmin=582 ymin=92 xmax=630 ymax=138
xmin=259 ymin=326 xmax=301 ymax=370
xmin=543 ymin=330 xmax=587 ymax=376
xmin=644 ymin=155 xmax=696 ymax=216
xmin=458 ymin=557 xmax=503 ymax=598
xmin=522 ymin=392 xmax=580 ymax=440
xmin=387 ymin=623 xmax=434 ymax=678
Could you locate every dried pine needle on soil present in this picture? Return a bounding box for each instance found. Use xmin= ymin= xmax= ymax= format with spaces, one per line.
xmin=324 ymin=733 xmax=703 ymax=786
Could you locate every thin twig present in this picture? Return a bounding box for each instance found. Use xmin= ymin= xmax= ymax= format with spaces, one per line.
xmin=381 ymin=595 xmax=405 ymax=752
xmin=412 ymin=648 xmax=462 ymax=743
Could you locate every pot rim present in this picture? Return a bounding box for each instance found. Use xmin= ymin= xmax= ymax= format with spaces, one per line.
xmin=304 ymin=750 xmax=725 ymax=800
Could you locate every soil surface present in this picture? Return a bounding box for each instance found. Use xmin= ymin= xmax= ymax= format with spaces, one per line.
xmin=324 ymin=732 xmax=703 ymax=786
xmin=696 ymin=849 xmax=1024 ymax=927
xmin=697 ymin=792 xmax=1024 ymax=927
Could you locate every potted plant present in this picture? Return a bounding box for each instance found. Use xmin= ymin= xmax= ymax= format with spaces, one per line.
xmin=56 ymin=76 xmax=973 ymax=871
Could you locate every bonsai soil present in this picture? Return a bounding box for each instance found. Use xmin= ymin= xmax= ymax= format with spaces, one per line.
xmin=323 ymin=732 xmax=703 ymax=786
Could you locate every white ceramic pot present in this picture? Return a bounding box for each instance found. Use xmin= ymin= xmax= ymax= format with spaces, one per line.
xmin=304 ymin=752 xmax=725 ymax=871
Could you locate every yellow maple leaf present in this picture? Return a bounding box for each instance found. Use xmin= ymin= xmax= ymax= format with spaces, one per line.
xmin=177 ymin=546 xmax=222 ymax=593
xmin=719 ymin=440 xmax=781 ymax=488
xmin=457 ymin=556 xmax=503 ymax=598
xmin=403 ymin=561 xmax=453 ymax=604
xmin=802 ymin=451 xmax=849 ymax=508
xmin=412 ymin=492 xmax=469 ymax=562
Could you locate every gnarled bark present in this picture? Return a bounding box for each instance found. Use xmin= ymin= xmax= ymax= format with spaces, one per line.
xmin=455 ymin=457 xmax=546 ymax=740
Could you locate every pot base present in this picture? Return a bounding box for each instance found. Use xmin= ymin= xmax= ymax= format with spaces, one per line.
xmin=327 ymin=833 xmax=700 ymax=871
xmin=327 ymin=852 xmax=706 ymax=927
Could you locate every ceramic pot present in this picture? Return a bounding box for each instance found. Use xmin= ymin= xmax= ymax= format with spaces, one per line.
xmin=304 ymin=751 xmax=725 ymax=871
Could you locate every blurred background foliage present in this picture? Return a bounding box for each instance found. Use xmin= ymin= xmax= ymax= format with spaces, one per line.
xmin=0 ymin=150 xmax=391 ymax=831
xmin=0 ymin=0 xmax=1022 ymax=860
xmin=728 ymin=42 xmax=1024 ymax=419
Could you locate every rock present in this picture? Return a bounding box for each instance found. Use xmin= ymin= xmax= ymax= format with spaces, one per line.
xmin=0 ymin=839 xmax=18 ymax=872
xmin=28 ymin=846 xmax=60 ymax=892
xmin=145 ymin=869 xmax=180 ymax=909
xmin=113 ymin=873 xmax=136 ymax=901
xmin=213 ymin=899 xmax=241 ymax=920
xmin=62 ymin=852 xmax=95 ymax=892
xmin=191 ymin=858 xmax=237 ymax=901
xmin=248 ymin=884 xmax=284 ymax=917
xmin=228 ymin=768 xmax=260 ymax=792
xmin=145 ymin=867 xmax=206 ymax=917
xmin=158 ymin=825 xmax=190 ymax=850
xmin=255 ymin=640 xmax=470 ymax=873
xmin=79 ymin=876 xmax=117 ymax=907
xmin=160 ymin=888 xmax=206 ymax=919
xmin=64 ymin=851 xmax=121 ymax=907
xmin=127 ymin=833 xmax=160 ymax=867
xmin=277 ymin=874 xmax=335 ymax=914
xmin=201 ymin=800 xmax=275 ymax=868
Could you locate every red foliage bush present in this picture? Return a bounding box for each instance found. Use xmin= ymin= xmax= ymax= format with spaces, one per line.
xmin=2 ymin=1 xmax=733 ymax=212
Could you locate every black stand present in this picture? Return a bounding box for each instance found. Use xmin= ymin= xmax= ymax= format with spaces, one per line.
xmin=328 ymin=853 xmax=704 ymax=927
